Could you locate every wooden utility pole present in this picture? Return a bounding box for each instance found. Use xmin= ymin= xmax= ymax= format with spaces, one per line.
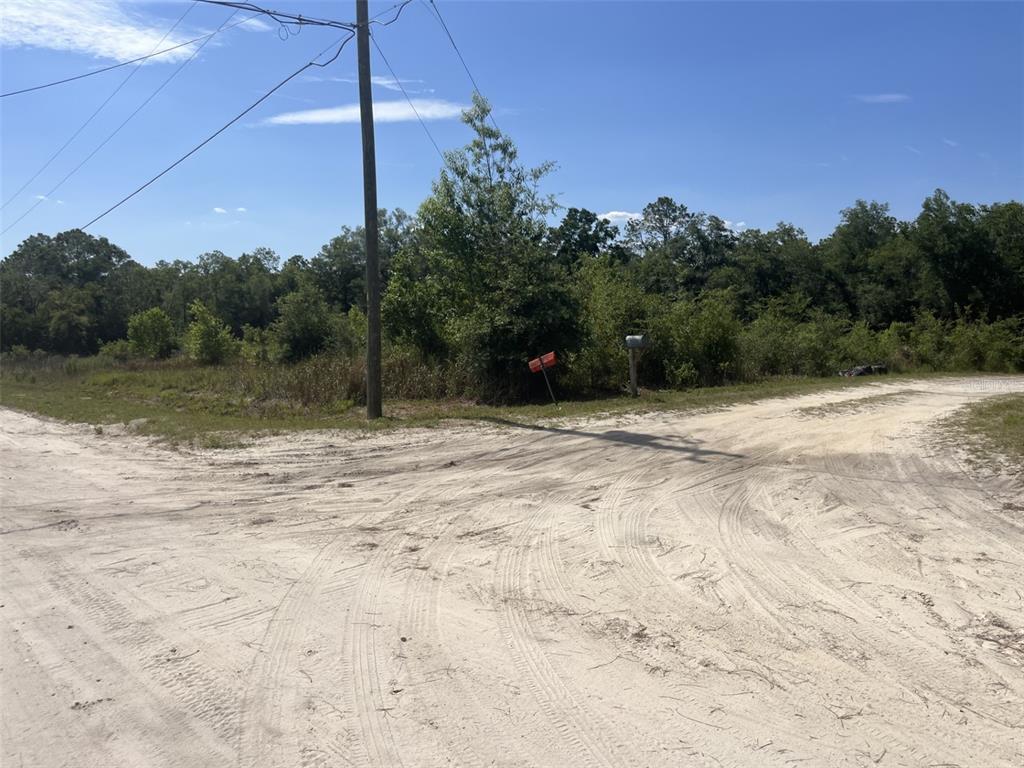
xmin=356 ymin=0 xmax=382 ymax=419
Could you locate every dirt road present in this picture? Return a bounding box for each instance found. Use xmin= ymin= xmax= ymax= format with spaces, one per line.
xmin=2 ymin=377 xmax=1022 ymax=767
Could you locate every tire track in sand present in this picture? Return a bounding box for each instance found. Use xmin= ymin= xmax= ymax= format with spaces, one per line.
xmin=496 ymin=496 xmax=628 ymax=768
xmin=591 ymin=463 xmax=801 ymax=768
xmin=21 ymin=547 xmax=237 ymax=755
xmin=708 ymin=467 xmax=1015 ymax=765
xmin=235 ymin=536 xmax=356 ymax=768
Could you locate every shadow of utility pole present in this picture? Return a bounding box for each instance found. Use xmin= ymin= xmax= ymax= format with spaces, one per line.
xmin=478 ymin=417 xmax=744 ymax=464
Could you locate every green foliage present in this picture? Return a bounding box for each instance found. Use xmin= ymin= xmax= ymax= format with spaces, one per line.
xmin=2 ymin=164 xmax=1022 ymax=404
xmin=331 ymin=306 xmax=367 ymax=358
xmin=183 ymin=300 xmax=236 ymax=365
xmin=907 ymin=311 xmax=950 ymax=370
xmin=99 ymin=339 xmax=133 ymax=362
xmin=947 ymin=316 xmax=1023 ymax=372
xmin=655 ymin=291 xmax=743 ymax=387
xmin=272 ymin=285 xmax=334 ymax=362
xmin=385 ymin=93 xmax=581 ymax=399
xmin=549 ymin=208 xmax=622 ymax=268
xmin=563 ymin=258 xmax=655 ymax=392
xmin=240 ymin=324 xmax=277 ymax=364
xmin=309 ymin=209 xmax=413 ymax=311
xmin=127 ymin=307 xmax=176 ymax=359
xmin=739 ymin=305 xmax=800 ymax=377
xmin=44 ymin=286 xmax=95 ymax=355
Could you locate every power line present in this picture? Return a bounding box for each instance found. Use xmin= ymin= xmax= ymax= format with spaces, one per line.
xmin=370 ymin=1 xmax=413 ymax=27
xmin=81 ymin=33 xmax=356 ymax=231
xmin=1 ymin=2 xmax=199 ymax=210
xmin=194 ymin=0 xmax=355 ymax=31
xmin=191 ymin=0 xmax=410 ymax=30
xmin=419 ymin=0 xmax=512 ymax=188
xmin=2 ymin=11 xmax=241 ymax=236
xmin=370 ymin=35 xmax=446 ymax=166
xmin=421 ymin=1 xmax=482 ymax=97
xmin=370 ymin=1 xmax=412 ymax=23
xmin=0 ymin=14 xmax=264 ymax=98
xmin=420 ymin=0 xmax=500 ymax=130
xmin=0 ymin=1 xmax=411 ymax=100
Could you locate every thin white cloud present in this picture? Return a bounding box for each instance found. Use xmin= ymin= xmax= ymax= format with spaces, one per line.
xmin=236 ymin=207 xmax=247 ymax=213
xmin=598 ymin=211 xmax=641 ymax=226
xmin=368 ymin=75 xmax=425 ymax=92
xmin=723 ymin=220 xmax=747 ymax=231
xmin=264 ymin=99 xmax=466 ymax=126
xmin=856 ymin=93 xmax=910 ymax=104
xmin=943 ymin=138 xmax=959 ymax=147
xmin=213 ymin=207 xmax=227 ymax=214
xmin=237 ymin=17 xmax=273 ymax=32
xmin=0 ymin=0 xmax=196 ymax=62
xmin=303 ymin=74 xmax=435 ymax=94
xmin=905 ymin=145 xmax=922 ymax=155
xmin=33 ymin=194 xmax=48 ymax=200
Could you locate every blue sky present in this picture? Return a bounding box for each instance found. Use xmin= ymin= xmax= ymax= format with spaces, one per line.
xmin=1 ymin=1 xmax=1021 ymax=265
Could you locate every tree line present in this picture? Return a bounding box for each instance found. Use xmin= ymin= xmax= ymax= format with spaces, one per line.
xmin=2 ymin=95 xmax=1022 ymax=400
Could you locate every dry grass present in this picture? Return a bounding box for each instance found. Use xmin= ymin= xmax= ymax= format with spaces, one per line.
xmin=0 ymin=353 xmax=960 ymax=446
xmin=944 ymin=393 xmax=1024 ymax=473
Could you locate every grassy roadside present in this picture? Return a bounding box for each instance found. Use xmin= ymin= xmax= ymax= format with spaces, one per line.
xmin=0 ymin=357 xmax=964 ymax=446
xmin=946 ymin=394 xmax=1024 ymax=473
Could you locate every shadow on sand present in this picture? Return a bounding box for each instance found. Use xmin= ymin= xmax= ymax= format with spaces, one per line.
xmin=478 ymin=417 xmax=744 ymax=464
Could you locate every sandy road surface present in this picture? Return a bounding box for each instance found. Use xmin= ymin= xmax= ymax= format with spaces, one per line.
xmin=1 ymin=377 xmax=1022 ymax=768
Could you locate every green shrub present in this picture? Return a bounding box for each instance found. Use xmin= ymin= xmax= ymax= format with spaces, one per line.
xmin=789 ymin=313 xmax=849 ymax=376
xmin=563 ymin=258 xmax=655 ymax=393
xmin=330 ymin=306 xmax=367 ymax=358
xmin=948 ymin=316 xmax=1023 ymax=372
xmin=240 ymin=325 xmax=276 ymax=364
xmin=654 ymin=291 xmax=742 ymax=386
xmin=907 ymin=311 xmax=949 ymax=370
xmin=873 ymin=323 xmax=909 ymax=371
xmin=99 ymin=338 xmax=133 ymax=362
xmin=127 ymin=307 xmax=176 ymax=359
xmin=183 ymin=300 xmax=236 ymax=365
xmin=668 ymin=360 xmax=700 ymax=389
xmin=835 ymin=321 xmax=882 ymax=369
xmin=4 ymin=345 xmax=33 ymax=362
xmin=272 ymin=285 xmax=333 ymax=362
xmin=740 ymin=310 xmax=798 ymax=377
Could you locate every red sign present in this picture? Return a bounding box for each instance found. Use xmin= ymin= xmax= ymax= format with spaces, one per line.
xmin=528 ymin=351 xmax=557 ymax=373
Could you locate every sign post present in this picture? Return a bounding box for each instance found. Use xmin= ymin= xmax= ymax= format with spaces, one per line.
xmin=528 ymin=351 xmax=558 ymax=405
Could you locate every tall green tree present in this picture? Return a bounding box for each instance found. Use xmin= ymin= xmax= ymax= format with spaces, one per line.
xmin=0 ymin=230 xmax=130 ymax=351
xmin=310 ymin=209 xmax=414 ymax=312
xmin=548 ymin=208 xmax=621 ymax=268
xmin=384 ymin=94 xmax=581 ymax=397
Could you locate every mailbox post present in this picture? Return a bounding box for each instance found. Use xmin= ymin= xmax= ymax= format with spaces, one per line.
xmin=625 ymin=335 xmax=647 ymax=397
